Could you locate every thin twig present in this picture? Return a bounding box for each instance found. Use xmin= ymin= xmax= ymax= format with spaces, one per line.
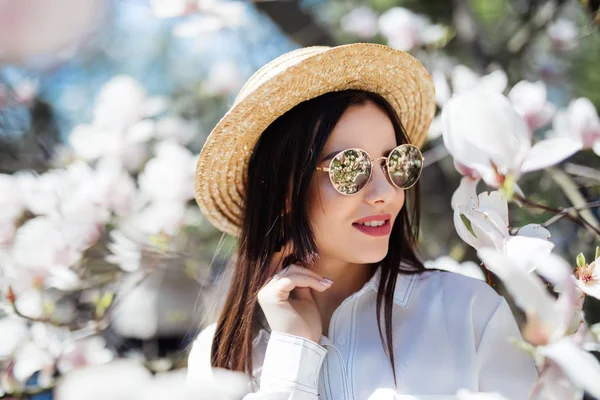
xmin=514 ymin=194 xmax=600 ymax=236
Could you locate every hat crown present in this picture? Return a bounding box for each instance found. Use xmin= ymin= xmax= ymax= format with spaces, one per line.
xmin=234 ymin=46 xmax=331 ymax=105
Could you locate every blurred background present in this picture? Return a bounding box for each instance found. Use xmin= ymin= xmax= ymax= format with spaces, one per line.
xmin=0 ymin=0 xmax=599 ymax=398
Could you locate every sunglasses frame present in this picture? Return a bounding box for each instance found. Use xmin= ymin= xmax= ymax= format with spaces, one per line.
xmin=315 ymin=143 xmax=424 ymax=196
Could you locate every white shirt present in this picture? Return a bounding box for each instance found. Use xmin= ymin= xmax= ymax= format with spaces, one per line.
xmin=185 ymin=268 xmax=539 ymax=400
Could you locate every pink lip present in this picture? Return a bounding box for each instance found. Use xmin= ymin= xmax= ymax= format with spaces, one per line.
xmin=353 ymin=213 xmax=392 ymax=224
xmin=352 ymin=214 xmax=392 ymax=237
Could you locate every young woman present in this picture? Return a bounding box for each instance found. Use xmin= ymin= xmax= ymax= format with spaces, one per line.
xmin=185 ymin=43 xmax=538 ymax=399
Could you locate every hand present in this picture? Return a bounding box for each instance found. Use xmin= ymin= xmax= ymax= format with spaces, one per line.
xmin=257 ymin=244 xmax=333 ymax=344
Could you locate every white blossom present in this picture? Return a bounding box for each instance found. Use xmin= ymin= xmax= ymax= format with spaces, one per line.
xmin=549 ymin=98 xmax=600 ymax=156
xmin=442 ymin=87 xmax=582 ymax=187
xmin=508 ymin=80 xmax=556 ymax=133
xmin=340 ymin=7 xmax=378 ymax=40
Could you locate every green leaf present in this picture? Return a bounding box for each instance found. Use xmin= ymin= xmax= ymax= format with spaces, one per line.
xmin=460 ymin=214 xmax=477 ymax=238
xmin=596 ymin=246 xmax=600 ymax=261
xmin=577 ymin=252 xmax=587 ymax=268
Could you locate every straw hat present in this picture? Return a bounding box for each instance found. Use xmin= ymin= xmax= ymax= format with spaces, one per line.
xmin=195 ymin=43 xmax=436 ymax=236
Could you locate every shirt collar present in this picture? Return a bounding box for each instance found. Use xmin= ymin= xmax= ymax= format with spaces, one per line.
xmin=364 ymin=264 xmax=418 ymax=308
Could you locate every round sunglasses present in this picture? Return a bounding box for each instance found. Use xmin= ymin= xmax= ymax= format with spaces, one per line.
xmin=315 ymin=144 xmax=424 ymax=195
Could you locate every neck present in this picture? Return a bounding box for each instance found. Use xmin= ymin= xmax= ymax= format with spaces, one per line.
xmin=308 ymin=257 xmax=378 ymax=336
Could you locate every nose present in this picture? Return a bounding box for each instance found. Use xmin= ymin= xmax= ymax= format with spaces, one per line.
xmin=363 ymin=161 xmax=398 ymax=204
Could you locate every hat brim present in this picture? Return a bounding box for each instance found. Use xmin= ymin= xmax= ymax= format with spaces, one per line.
xmin=195 ymin=43 xmax=436 ymax=236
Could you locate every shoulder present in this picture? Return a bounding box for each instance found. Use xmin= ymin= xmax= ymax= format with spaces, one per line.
xmin=414 ymin=269 xmax=502 ymax=307
xmin=186 ymin=323 xmax=217 ymax=381
xmin=410 ymin=270 xmax=506 ymax=333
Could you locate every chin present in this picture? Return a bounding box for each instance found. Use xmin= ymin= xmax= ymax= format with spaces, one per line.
xmin=351 ymin=245 xmax=389 ymax=264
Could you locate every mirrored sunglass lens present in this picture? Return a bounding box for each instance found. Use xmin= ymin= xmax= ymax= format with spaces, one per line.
xmin=329 ymin=149 xmax=372 ymax=195
xmin=387 ymin=145 xmax=422 ymax=188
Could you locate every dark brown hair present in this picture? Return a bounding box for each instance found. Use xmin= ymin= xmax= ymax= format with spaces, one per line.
xmin=210 ymin=89 xmax=425 ymax=387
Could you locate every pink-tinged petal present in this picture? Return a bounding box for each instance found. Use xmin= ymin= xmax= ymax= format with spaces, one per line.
xmin=477 ymin=191 xmax=508 ymax=226
xmin=539 ymin=338 xmax=600 ymax=399
xmin=530 ymin=103 xmax=556 ymax=131
xmin=441 ymin=87 xmax=531 ymax=181
xmin=453 ymin=160 xmax=481 ymax=179
xmin=477 ymin=248 xmax=558 ymax=328
xmin=575 ymin=280 xmax=600 ymax=300
xmin=517 ymin=224 xmax=551 ymax=240
xmin=509 ymin=81 xmax=547 ymax=112
xmin=521 ymin=137 xmax=583 ymax=173
xmin=451 ymin=177 xmax=480 ymax=210
xmin=569 ymin=98 xmax=600 ymax=144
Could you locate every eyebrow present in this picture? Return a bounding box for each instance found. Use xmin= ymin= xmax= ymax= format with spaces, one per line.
xmin=320 ymin=147 xmax=397 ymax=162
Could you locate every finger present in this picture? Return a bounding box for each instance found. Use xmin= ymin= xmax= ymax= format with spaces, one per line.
xmin=272 ymin=273 xmax=333 ymax=298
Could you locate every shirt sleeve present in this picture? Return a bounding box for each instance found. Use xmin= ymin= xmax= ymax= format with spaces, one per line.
xmin=476 ymin=297 xmax=539 ymax=399
xmin=183 ymin=325 xmax=327 ymax=400
xmin=244 ymin=331 xmax=328 ymax=400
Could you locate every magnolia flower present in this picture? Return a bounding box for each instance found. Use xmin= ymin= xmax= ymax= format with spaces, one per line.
xmin=424 ymin=256 xmax=485 ymax=281
xmin=0 ymin=317 xmax=29 ymax=359
xmin=105 ymin=230 xmax=143 ymax=272
xmin=451 ymin=182 xmax=553 ymax=267
xmin=478 ymin=249 xmax=581 ymax=345
xmin=205 ymin=61 xmax=244 ymax=96
xmin=93 ymin=76 xmax=160 ymax=129
xmin=508 ymin=80 xmax=555 ymax=133
xmin=154 ymin=117 xmax=197 ymax=145
xmin=442 ymin=87 xmax=582 ymax=188
xmin=69 ymin=121 xmax=152 ymax=171
xmin=574 ymin=253 xmax=600 ymax=299
xmin=451 ymin=65 xmax=507 ymax=95
xmin=340 ymin=6 xmax=378 ymax=39
xmin=378 ymin=7 xmax=445 ymax=51
xmin=547 ymin=18 xmax=578 ymax=51
xmin=549 ymin=98 xmax=600 ymax=156
xmin=7 ymin=217 xmax=82 ymax=293
xmin=139 ymin=141 xmax=196 ymax=202
xmin=134 ymin=200 xmax=188 ymax=236
xmin=539 ymin=337 xmax=600 ymax=399
xmin=58 ymin=336 xmax=113 ymax=374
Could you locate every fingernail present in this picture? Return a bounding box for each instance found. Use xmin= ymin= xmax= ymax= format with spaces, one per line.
xmin=320 ymin=277 xmax=334 ymax=285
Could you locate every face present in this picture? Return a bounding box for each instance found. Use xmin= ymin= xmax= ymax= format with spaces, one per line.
xmin=308 ymin=101 xmax=406 ymax=265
